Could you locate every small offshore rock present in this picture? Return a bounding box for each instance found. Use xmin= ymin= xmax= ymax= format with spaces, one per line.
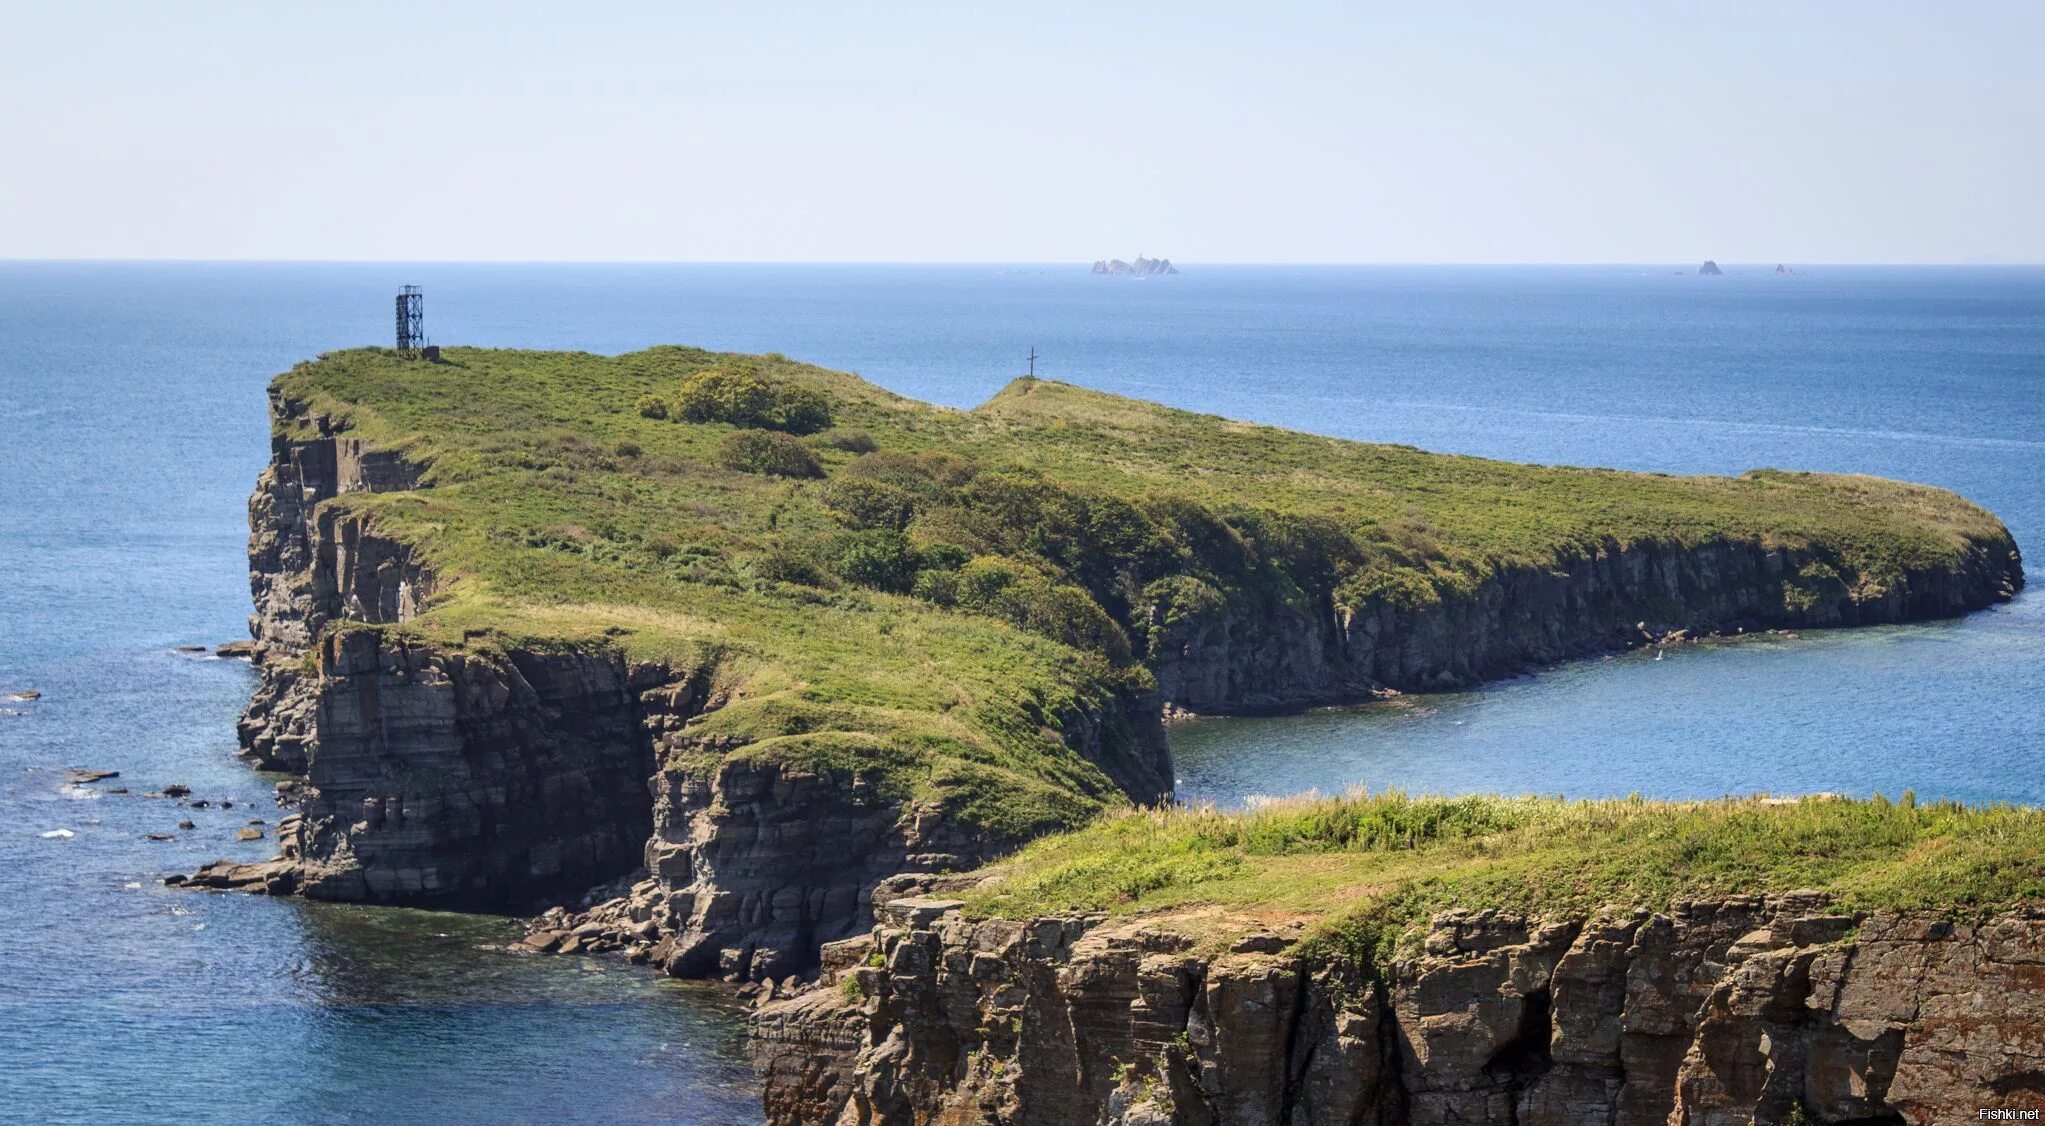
xmin=235 ymin=826 xmax=265 ymax=841
xmin=146 ymin=833 xmax=175 ymax=841
xmin=214 ymin=640 xmax=258 ymax=659
xmin=8 ymin=690 xmax=41 ymax=701
xmin=175 ymin=645 xmax=208 ymax=654
xmin=171 ymin=857 xmax=297 ymax=894
xmin=178 ymin=820 xmax=196 ymax=830
xmin=66 ymin=769 xmax=120 ymax=784
xmin=161 ymin=784 xmax=191 ymax=798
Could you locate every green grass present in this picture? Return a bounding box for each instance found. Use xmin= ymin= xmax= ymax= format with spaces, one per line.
xmin=270 ymin=345 xmax=2015 ymax=843
xmin=964 ymin=791 xmax=2045 ymax=958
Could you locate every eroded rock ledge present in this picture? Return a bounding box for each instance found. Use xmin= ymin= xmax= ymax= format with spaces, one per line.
xmin=752 ymin=895 xmax=2045 ymax=1125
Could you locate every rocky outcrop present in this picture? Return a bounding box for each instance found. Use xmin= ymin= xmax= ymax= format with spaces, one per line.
xmin=1094 ymin=257 xmax=1179 ymax=276
xmin=753 ymin=895 xmax=2045 ymax=1124
xmin=1700 ymin=260 xmax=1724 ymax=276
xmin=544 ymin=687 xmax=1169 ymax=984
xmin=1147 ymin=536 xmax=2025 ymax=713
xmin=239 ymin=390 xmax=434 ymax=772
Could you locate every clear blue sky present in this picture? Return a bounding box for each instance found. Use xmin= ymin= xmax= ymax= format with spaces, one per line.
xmin=4 ymin=1 xmax=2039 ymax=263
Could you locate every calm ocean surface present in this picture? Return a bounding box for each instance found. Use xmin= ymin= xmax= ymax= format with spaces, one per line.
xmin=2 ymin=262 xmax=2040 ymax=1122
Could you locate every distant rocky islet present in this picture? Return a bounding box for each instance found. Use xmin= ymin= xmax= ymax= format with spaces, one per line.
xmin=1091 ymin=255 xmax=1177 ymax=276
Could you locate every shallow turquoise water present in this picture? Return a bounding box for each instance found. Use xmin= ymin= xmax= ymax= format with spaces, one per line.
xmin=0 ymin=262 xmax=2038 ymax=1120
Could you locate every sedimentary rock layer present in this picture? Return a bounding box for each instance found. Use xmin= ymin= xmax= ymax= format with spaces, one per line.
xmin=753 ymin=895 xmax=2045 ymax=1125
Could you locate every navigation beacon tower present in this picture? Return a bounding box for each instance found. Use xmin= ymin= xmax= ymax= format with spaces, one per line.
xmin=395 ymin=285 xmax=424 ymax=354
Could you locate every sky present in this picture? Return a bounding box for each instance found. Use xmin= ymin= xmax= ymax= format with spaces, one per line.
xmin=3 ymin=1 xmax=2041 ymax=263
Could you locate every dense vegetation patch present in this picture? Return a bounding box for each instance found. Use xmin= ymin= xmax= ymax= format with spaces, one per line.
xmin=965 ymin=791 xmax=2045 ymax=956
xmin=268 ymin=345 xmax=2014 ymax=843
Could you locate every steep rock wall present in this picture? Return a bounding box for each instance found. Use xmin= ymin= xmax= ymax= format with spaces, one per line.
xmin=1151 ymin=536 xmax=2025 ymax=712
xmin=638 ymin=692 xmax=1169 ymax=984
xmin=288 ymin=629 xmax=662 ymax=908
xmin=753 ymin=896 xmax=2045 ymax=1125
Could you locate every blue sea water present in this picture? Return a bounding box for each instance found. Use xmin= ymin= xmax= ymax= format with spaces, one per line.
xmin=0 ymin=262 xmax=2039 ymax=1122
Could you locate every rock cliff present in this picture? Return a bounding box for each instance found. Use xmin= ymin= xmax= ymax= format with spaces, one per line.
xmin=753 ymin=895 xmax=2045 ymax=1124
xmin=1148 ymin=535 xmax=2023 ymax=712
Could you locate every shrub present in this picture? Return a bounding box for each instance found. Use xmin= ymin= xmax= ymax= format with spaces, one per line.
xmin=816 ymin=428 xmax=879 ymax=454
xmin=822 ymin=476 xmax=918 ymax=531
xmin=912 ymin=568 xmax=960 ymax=605
xmin=751 ymin=547 xmax=832 ymax=587
xmin=614 ymin=439 xmax=643 ymax=458
xmin=827 ymin=530 xmax=918 ymax=592
xmin=674 ymin=364 xmax=833 ymax=434
xmin=717 ymin=430 xmax=824 ymax=478
xmin=634 ymin=394 xmax=669 ymax=420
xmin=953 ymin=557 xmax=1130 ymax=659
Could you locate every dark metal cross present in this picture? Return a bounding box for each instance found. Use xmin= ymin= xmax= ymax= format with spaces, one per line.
xmin=1027 ymin=346 xmax=1038 ymax=377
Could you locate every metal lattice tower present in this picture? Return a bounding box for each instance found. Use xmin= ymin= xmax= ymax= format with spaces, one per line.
xmin=395 ymin=286 xmax=424 ymax=353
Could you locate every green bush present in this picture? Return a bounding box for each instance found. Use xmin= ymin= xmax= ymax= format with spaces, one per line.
xmin=674 ymin=364 xmax=834 ymax=434
xmin=634 ymin=393 xmax=669 ymax=420
xmin=816 ymin=428 xmax=879 ymax=454
xmin=827 ymin=530 xmax=918 ymax=592
xmin=822 ymin=476 xmax=918 ymax=531
xmin=953 ymin=557 xmax=1130 ymax=659
xmin=614 ymin=439 xmax=643 ymax=458
xmin=717 ymin=430 xmax=824 ymax=478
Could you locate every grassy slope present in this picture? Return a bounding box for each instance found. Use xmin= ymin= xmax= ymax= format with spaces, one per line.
xmin=964 ymin=792 xmax=2045 ymax=958
xmin=273 ymin=346 xmax=2012 ymax=844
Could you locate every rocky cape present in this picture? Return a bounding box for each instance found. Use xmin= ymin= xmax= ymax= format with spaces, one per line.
xmin=753 ymin=892 xmax=2045 ymax=1124
xmin=213 ymin=381 xmax=2025 ymax=984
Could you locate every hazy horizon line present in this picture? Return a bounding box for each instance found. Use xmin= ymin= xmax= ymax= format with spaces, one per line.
xmin=5 ymin=257 xmax=2042 ymax=268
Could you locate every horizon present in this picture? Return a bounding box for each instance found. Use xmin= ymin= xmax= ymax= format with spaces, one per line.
xmin=7 ymin=258 xmax=2044 ymax=267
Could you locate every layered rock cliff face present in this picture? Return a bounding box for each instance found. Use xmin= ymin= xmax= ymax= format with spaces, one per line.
xmin=753 ymin=895 xmax=2045 ymax=1125
xmin=1150 ymin=537 xmax=2025 ymax=713
xmin=640 ymin=695 xmax=1168 ymax=984
xmin=239 ymin=393 xmax=662 ymax=908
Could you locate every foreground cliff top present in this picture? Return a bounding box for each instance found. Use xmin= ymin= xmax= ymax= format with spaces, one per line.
xmin=961 ymin=790 xmax=2045 ymax=957
xmin=269 ymin=345 xmax=2018 ymax=842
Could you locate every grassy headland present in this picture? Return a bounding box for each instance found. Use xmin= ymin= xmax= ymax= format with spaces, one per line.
xmin=962 ymin=791 xmax=2045 ymax=957
xmin=272 ymin=345 xmax=2014 ymax=845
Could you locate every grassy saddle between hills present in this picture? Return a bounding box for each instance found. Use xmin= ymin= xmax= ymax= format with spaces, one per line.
xmin=961 ymin=791 xmax=2045 ymax=959
xmin=273 ymin=345 xmax=2012 ymax=846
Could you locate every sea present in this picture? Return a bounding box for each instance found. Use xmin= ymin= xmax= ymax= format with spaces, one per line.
xmin=1 ymin=262 xmax=2039 ymax=1124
